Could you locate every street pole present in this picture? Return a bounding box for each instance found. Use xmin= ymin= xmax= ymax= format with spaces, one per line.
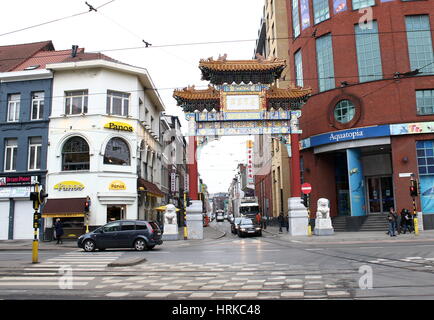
xmin=307 ymin=194 xmax=312 ymax=237
xmin=183 ymin=191 xmax=188 ymax=240
xmin=412 ymin=196 xmax=419 ymax=236
xmin=32 ymin=183 xmax=40 ymax=264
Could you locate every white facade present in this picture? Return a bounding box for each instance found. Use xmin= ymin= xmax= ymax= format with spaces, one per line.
xmin=45 ymin=59 xmax=165 ymax=229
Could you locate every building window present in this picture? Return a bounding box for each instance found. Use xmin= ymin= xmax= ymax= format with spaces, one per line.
xmin=316 ymin=34 xmax=335 ymax=92
xmin=4 ymin=138 xmax=18 ymax=172
xmin=352 ymin=0 xmax=375 ymax=10
xmin=28 ymin=137 xmax=42 ymax=170
xmin=65 ymin=90 xmax=88 ymax=115
xmin=62 ymin=137 xmax=90 ymax=171
xmin=355 ymin=21 xmax=383 ymax=83
xmin=405 ymin=15 xmax=434 ymax=75
xmin=7 ymin=94 xmax=20 ymax=122
xmin=416 ymin=141 xmax=434 ymax=175
xmin=313 ymin=0 xmax=330 ymax=24
xmin=106 ymin=90 xmax=130 ymax=116
xmin=104 ymin=138 xmax=131 ymax=166
xmin=292 ymin=0 xmax=301 ymax=38
xmin=334 ymin=100 xmax=356 ymax=124
xmin=416 ymin=90 xmax=434 ymax=115
xmin=295 ymin=50 xmax=304 ymax=87
xmin=31 ymin=92 xmax=44 ymax=120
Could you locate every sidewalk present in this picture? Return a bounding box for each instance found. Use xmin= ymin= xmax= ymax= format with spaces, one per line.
xmin=263 ymin=225 xmax=434 ymax=244
xmin=0 ymin=224 xmax=225 ymax=251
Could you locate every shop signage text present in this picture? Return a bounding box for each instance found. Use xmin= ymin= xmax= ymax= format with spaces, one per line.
xmin=104 ymin=122 xmax=133 ymax=132
xmin=54 ymin=181 xmax=85 ymax=191
xmin=109 ymin=180 xmax=126 ymax=190
xmin=0 ymin=175 xmax=39 ymax=187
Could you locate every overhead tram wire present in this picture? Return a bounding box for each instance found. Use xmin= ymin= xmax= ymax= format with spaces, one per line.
xmin=1 ymin=28 xmax=434 ymax=62
xmin=0 ymin=0 xmax=115 ymax=38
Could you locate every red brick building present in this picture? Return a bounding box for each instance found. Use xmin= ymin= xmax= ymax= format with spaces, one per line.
xmin=286 ymin=0 xmax=434 ymax=229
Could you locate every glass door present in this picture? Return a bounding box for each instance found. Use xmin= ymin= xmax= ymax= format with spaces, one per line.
xmin=366 ymin=176 xmax=394 ymax=214
xmin=367 ymin=177 xmax=381 ymax=213
xmin=381 ymin=177 xmax=394 ymax=213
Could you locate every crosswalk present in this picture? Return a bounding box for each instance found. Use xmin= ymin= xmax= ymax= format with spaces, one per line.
xmin=0 ymin=251 xmax=123 ymax=288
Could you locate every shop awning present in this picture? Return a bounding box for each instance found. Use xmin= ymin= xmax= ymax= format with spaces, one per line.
xmin=137 ymin=179 xmax=165 ymax=198
xmin=42 ymin=198 xmax=86 ymax=218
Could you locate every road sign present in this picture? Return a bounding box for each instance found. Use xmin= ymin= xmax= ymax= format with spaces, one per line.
xmin=301 ymin=183 xmax=312 ymax=194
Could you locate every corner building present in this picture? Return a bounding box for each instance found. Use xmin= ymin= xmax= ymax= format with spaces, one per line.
xmin=43 ymin=53 xmax=165 ymax=237
xmin=287 ymin=0 xmax=434 ymax=229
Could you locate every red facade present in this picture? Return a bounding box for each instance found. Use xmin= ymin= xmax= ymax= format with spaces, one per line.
xmin=286 ymin=0 xmax=434 ymax=228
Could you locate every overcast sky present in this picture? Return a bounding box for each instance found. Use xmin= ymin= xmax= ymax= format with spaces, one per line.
xmin=0 ymin=0 xmax=264 ymax=194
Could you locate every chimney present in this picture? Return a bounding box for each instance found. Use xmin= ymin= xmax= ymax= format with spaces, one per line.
xmin=71 ymin=45 xmax=79 ymax=58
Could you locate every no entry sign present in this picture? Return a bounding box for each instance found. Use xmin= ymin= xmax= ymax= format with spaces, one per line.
xmin=301 ymin=183 xmax=312 ymax=194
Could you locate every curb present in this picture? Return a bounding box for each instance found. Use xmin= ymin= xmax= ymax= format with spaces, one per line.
xmin=207 ymin=225 xmax=226 ymax=240
xmin=108 ymin=257 xmax=147 ymax=267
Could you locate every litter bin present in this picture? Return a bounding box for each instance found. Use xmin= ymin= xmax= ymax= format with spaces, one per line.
xmin=44 ymin=227 xmax=54 ymax=241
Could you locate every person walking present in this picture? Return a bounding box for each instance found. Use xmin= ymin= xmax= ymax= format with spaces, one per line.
xmin=284 ymin=215 xmax=289 ymax=232
xmin=396 ymin=208 xmax=402 ymax=234
xmin=387 ymin=208 xmax=397 ymax=237
xmin=262 ymin=215 xmax=267 ymax=230
xmin=402 ymin=209 xmax=412 ymax=234
xmin=278 ymin=213 xmax=284 ymax=233
xmin=54 ymin=218 xmax=64 ymax=244
xmin=255 ymin=212 xmax=261 ymax=226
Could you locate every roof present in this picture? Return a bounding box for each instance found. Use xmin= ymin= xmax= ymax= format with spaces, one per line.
xmin=137 ymin=178 xmax=165 ymax=198
xmin=199 ymin=56 xmax=286 ymax=72
xmin=12 ymin=48 xmax=85 ymax=71
xmin=173 ymin=85 xmax=220 ymax=101
xmin=0 ymin=40 xmax=54 ymax=72
xmin=266 ymin=84 xmax=312 ymax=100
xmin=42 ymin=197 xmax=87 ymax=217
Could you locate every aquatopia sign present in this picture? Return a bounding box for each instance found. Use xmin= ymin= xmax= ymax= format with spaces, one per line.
xmin=54 ymin=181 xmax=85 ymax=191
xmin=104 ymin=121 xmax=133 ymax=132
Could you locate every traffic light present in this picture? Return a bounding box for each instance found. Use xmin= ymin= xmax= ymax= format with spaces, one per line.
xmin=85 ymin=199 xmax=91 ymax=212
xmin=185 ymin=193 xmax=192 ymax=207
xmin=410 ymin=179 xmax=418 ymax=197
xmin=30 ymin=187 xmax=48 ymax=210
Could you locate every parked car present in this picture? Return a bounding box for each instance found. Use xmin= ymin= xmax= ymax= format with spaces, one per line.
xmin=231 ymin=217 xmax=243 ymax=234
xmin=237 ymin=218 xmax=262 ymax=237
xmin=77 ymin=220 xmax=163 ymax=252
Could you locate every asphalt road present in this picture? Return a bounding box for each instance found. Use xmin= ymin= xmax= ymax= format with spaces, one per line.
xmin=0 ymin=220 xmax=434 ymax=300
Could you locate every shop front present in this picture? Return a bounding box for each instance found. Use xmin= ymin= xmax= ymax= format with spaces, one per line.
xmin=0 ymin=175 xmax=41 ymax=240
xmin=42 ymin=198 xmax=87 ymax=239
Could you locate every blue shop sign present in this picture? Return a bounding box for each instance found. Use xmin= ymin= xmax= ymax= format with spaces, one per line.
xmin=303 ymin=125 xmax=391 ymax=149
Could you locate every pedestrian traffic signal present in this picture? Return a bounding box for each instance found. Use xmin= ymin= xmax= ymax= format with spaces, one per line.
xmin=410 ymin=180 xmax=418 ymax=197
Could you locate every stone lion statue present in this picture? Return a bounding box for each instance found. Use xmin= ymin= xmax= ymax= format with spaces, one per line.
xmin=164 ymin=204 xmax=177 ymax=225
xmin=316 ymin=198 xmax=330 ymax=219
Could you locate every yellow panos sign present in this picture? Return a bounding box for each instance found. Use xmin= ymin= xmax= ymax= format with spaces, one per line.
xmin=54 ymin=181 xmax=85 ymax=191
xmin=104 ymin=122 xmax=133 ymax=132
xmin=109 ymin=180 xmax=126 ymax=190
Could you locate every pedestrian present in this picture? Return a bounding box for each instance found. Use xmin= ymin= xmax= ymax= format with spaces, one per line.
xmin=54 ymin=218 xmax=64 ymax=244
xmin=402 ymin=209 xmax=412 ymax=234
xmin=406 ymin=210 xmax=415 ymax=234
xmin=387 ymin=207 xmax=397 ymax=237
xmin=278 ymin=213 xmax=284 ymax=233
xmin=285 ymin=215 xmax=289 ymax=232
xmin=255 ymin=212 xmax=261 ymax=226
xmin=400 ymin=209 xmax=407 ymax=233
xmin=262 ymin=215 xmax=267 ymax=230
xmin=396 ymin=208 xmax=402 ymax=234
